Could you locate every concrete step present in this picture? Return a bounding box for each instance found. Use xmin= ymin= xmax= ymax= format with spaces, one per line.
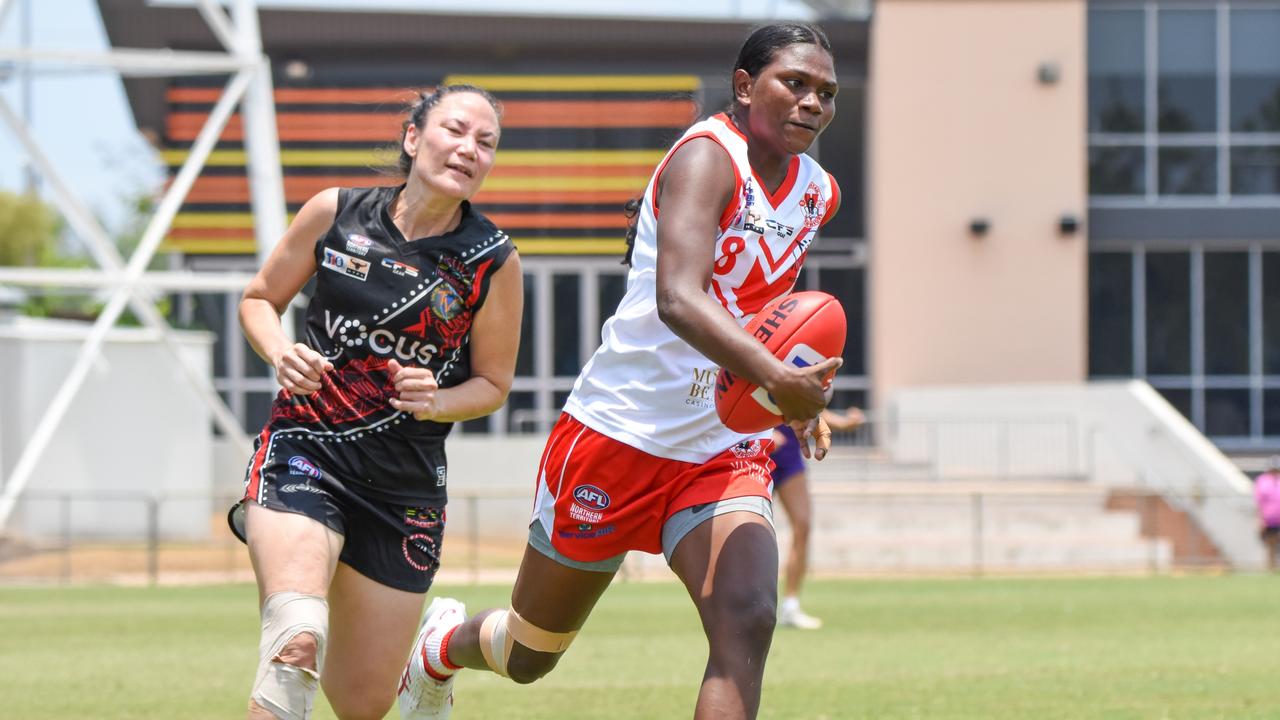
xmin=805 ymin=537 xmax=1172 ymax=571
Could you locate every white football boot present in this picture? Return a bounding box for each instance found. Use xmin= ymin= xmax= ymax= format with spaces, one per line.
xmin=779 ymin=597 xmax=823 ymax=630
xmin=398 ymin=597 xmax=466 ymax=719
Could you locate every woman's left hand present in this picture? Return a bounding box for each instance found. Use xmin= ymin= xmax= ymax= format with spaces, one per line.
xmin=387 ymin=358 xmax=440 ymax=420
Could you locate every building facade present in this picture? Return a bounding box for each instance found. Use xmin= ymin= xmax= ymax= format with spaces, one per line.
xmin=97 ymin=0 xmax=1280 ymax=450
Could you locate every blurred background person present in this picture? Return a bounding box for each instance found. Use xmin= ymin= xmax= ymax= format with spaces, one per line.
xmin=772 ymin=407 xmax=864 ymax=629
xmin=1255 ymin=456 xmax=1280 ymax=571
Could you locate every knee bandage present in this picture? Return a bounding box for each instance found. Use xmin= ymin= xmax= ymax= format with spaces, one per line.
xmin=477 ymin=608 xmax=577 ymax=678
xmin=252 ymin=592 xmax=329 ymax=720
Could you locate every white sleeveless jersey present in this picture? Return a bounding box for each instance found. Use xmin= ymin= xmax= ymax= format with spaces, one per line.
xmin=564 ymin=113 xmax=840 ymax=463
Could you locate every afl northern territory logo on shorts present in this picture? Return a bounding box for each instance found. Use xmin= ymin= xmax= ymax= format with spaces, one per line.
xmin=287 ymin=455 xmax=323 ymax=479
xmin=569 ymin=484 xmax=610 ymax=524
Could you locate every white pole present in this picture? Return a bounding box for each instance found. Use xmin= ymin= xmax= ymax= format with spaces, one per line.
xmin=195 ymin=0 xmax=239 ymax=53
xmin=0 ymin=47 xmax=252 ymax=76
xmin=0 ymin=69 xmax=254 ymax=531
xmin=232 ymin=0 xmax=287 ymax=265
xmin=0 ymin=268 xmax=254 ymax=291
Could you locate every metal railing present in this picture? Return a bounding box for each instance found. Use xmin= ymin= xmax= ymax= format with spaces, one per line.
xmin=0 ymin=484 xmax=1243 ymax=586
xmin=819 ymin=416 xmax=1082 ymax=482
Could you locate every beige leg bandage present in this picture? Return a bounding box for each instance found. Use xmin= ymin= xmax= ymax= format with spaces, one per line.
xmin=477 ymin=608 xmax=578 ymax=678
xmin=252 ymin=592 xmax=328 ymax=720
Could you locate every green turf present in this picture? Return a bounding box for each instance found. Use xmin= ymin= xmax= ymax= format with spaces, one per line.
xmin=1 ymin=576 xmax=1277 ymax=719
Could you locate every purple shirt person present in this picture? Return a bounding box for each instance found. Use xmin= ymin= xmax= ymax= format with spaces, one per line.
xmin=769 ymin=408 xmax=864 ymax=628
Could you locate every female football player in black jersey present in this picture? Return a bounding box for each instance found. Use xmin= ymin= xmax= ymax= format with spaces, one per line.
xmin=230 ymin=84 xmax=521 ymax=720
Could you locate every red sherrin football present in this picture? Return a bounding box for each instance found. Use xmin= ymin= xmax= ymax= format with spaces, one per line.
xmin=714 ymin=291 xmax=847 ymax=433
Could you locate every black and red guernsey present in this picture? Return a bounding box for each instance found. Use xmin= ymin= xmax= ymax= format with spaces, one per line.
xmin=246 ymin=185 xmax=515 ymax=504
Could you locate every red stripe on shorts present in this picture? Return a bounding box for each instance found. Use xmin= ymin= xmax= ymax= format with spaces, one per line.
xmin=244 ymin=428 xmax=272 ymax=502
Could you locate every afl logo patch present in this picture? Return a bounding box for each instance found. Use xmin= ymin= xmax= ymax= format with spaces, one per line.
xmin=572 ymin=484 xmax=611 ymax=511
xmin=429 ymin=284 xmax=464 ymax=320
xmin=287 ymin=455 xmax=322 ymax=480
xmin=345 ymin=233 xmax=373 ymax=256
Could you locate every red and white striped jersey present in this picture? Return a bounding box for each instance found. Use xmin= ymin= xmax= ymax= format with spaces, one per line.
xmin=564 ymin=113 xmax=839 ymax=463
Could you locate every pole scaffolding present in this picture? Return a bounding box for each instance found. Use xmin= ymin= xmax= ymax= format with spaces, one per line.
xmin=0 ymin=268 xmax=254 ymax=292
xmin=0 ymin=0 xmax=286 ymax=532
xmin=0 ymin=97 xmax=251 ymax=453
xmin=0 ymin=48 xmax=254 ymax=76
xmin=0 ymin=67 xmax=256 ymax=531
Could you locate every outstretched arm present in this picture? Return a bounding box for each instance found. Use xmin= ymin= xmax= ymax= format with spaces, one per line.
xmin=822 ymin=407 xmax=865 ymax=432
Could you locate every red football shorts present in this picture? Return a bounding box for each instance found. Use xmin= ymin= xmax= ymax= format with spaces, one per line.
xmin=531 ymin=413 xmax=775 ymax=562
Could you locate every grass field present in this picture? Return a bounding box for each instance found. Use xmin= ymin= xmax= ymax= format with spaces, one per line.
xmin=1 ymin=575 xmax=1277 ymax=719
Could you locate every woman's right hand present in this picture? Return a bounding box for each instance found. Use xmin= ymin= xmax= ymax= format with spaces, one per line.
xmin=271 ymin=343 xmax=334 ymax=396
xmin=765 ymin=356 xmax=842 ymax=423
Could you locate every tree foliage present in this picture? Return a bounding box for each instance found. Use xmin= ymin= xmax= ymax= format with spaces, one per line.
xmin=0 ymin=190 xmax=58 ymax=266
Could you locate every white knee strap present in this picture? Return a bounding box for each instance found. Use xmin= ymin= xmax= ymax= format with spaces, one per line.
xmin=252 ymin=592 xmax=329 ymax=720
xmin=478 ymin=608 xmax=577 ymax=678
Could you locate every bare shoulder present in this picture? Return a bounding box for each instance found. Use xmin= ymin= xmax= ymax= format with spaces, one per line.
xmin=297 ymin=187 xmax=341 ymax=222
xmin=663 ymin=136 xmax=734 ymax=184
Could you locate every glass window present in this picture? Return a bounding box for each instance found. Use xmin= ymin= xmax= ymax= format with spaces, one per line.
xmin=192 ymin=293 xmax=229 ymax=378
xmin=1158 ymin=146 xmax=1216 ymax=195
xmin=1090 ymin=146 xmax=1145 ymax=195
xmin=814 ymin=84 xmax=865 ymax=239
xmin=1205 ymin=389 xmax=1250 ymax=437
xmin=1203 ymin=252 xmax=1250 ymax=375
xmin=1264 ymin=253 xmax=1280 ymax=374
xmin=1146 ymin=252 xmax=1191 ymax=376
xmin=1230 ymin=9 xmax=1280 ymax=133
xmin=1088 ymin=9 xmax=1146 ymax=133
xmin=552 ymin=274 xmax=581 ymax=376
xmin=1265 ymin=390 xmax=1280 ymax=437
xmin=245 ymin=392 xmax=275 ymax=435
xmin=243 ymin=336 xmax=271 ymax=378
xmin=817 ymin=267 xmax=865 ymax=375
xmin=1089 ymin=252 xmax=1133 ymax=376
xmin=1155 ymin=386 xmax=1193 ymax=420
xmin=214 ymin=390 xmax=233 ymax=437
xmin=515 ymin=273 xmax=535 ymax=377
xmin=1157 ymin=10 xmax=1217 ymax=133
xmin=1231 ymin=147 xmax=1280 ymax=195
xmin=830 ymin=389 xmax=866 ymax=414
xmin=597 ymin=272 xmax=627 ymax=341
xmin=505 ymin=391 xmax=538 ymax=434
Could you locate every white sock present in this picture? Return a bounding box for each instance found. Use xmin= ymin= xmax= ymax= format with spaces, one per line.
xmin=422 ymin=628 xmax=458 ymax=679
xmin=782 ymin=596 xmax=801 ymax=614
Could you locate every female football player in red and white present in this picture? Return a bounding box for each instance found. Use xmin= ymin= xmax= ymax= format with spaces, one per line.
xmin=399 ymin=23 xmax=842 ymax=720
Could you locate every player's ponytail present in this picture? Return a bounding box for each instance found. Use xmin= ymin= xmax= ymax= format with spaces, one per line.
xmin=621 ymin=197 xmax=642 ymax=266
